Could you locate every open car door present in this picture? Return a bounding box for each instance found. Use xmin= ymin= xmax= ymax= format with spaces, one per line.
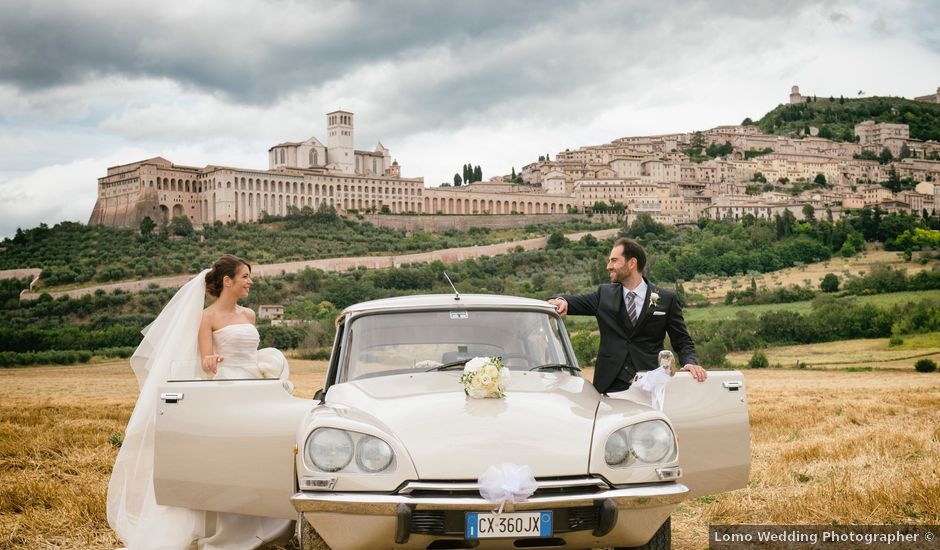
xmin=154 ymin=379 xmax=316 ymax=519
xmin=664 ymin=370 xmax=751 ymax=498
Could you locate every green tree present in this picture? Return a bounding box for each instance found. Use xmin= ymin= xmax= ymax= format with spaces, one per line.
xmin=473 ymin=165 xmax=482 ymax=182
xmin=570 ymin=330 xmax=600 ymax=366
xmin=169 ymin=216 xmax=194 ymax=237
xmin=884 ymin=166 xmax=901 ymax=193
xmin=139 ymin=216 xmax=156 ymax=237
xmin=698 ymin=339 xmax=728 ymax=368
xmin=546 ymin=232 xmax=567 ymax=250
xmin=820 ymin=273 xmax=840 ymax=293
xmin=814 ymin=173 xmax=827 ymax=186
xmin=453 ymin=173 xmax=462 ymax=186
xmin=802 ymin=204 xmax=816 ymax=222
xmin=899 ymin=143 xmax=912 ymax=159
xmin=879 ymin=147 xmax=894 ymax=164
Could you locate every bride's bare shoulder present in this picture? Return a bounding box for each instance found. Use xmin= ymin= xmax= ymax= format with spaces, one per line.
xmin=201 ymin=304 xmax=222 ymax=326
xmin=239 ymin=305 xmax=256 ymax=323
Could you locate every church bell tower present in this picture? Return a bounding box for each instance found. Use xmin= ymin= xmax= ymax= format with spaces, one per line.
xmin=326 ymin=110 xmax=355 ymax=173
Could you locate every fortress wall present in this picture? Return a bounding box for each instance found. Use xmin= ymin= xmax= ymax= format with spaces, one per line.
xmin=357 ymin=213 xmax=584 ymax=232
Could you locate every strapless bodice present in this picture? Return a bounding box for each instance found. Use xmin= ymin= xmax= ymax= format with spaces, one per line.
xmin=213 ymin=324 xmax=261 ymax=374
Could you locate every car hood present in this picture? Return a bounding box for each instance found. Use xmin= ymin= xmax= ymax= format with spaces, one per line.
xmin=325 ymin=371 xmax=601 ymax=479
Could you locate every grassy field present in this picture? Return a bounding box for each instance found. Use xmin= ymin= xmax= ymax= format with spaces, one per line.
xmin=683 ymin=289 xmax=940 ymax=323
xmin=1 ymin=362 xmax=938 ymax=549
xmin=682 ymin=248 xmax=931 ymax=302
xmin=726 ymin=332 xmax=940 ymax=370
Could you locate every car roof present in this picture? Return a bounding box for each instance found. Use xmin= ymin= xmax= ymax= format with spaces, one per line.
xmin=342 ymin=294 xmax=557 ymax=316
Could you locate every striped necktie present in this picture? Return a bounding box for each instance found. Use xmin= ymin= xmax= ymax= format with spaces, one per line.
xmin=626 ymin=291 xmax=638 ymax=325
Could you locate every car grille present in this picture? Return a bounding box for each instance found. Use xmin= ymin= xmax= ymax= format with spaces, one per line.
xmin=411 ymin=506 xmax=599 ymax=536
xmin=397 ymin=476 xmax=609 ymax=499
xmin=397 ymin=477 xmax=609 ymax=538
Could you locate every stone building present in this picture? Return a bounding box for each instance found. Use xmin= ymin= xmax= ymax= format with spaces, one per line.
xmin=789 ymin=85 xmax=805 ymax=104
xmin=90 ymin=105 xmax=939 ymax=232
xmin=915 ymin=86 xmax=940 ymax=104
xmin=90 ymin=111 xmax=424 ymax=228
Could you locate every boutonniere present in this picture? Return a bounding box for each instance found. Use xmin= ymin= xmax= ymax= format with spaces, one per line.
xmin=649 ymin=291 xmax=660 ymax=308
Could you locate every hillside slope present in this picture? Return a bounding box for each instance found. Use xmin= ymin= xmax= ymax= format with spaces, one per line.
xmin=756 ymin=96 xmax=940 ymax=143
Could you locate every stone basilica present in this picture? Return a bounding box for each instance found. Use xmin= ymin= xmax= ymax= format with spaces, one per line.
xmin=89 ymin=110 xmax=574 ymax=229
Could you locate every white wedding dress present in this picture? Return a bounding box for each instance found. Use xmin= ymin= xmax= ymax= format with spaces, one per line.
xmin=108 ymin=270 xmax=292 ymax=550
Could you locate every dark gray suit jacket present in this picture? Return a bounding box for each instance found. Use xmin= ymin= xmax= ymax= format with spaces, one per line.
xmin=561 ymin=279 xmax=697 ymax=393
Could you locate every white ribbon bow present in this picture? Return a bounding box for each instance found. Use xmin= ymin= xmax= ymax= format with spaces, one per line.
xmin=636 ymin=350 xmax=676 ymax=411
xmin=478 ymin=463 xmax=538 ymax=513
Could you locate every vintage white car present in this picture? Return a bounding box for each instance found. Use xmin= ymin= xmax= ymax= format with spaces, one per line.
xmin=154 ymin=294 xmax=750 ymax=550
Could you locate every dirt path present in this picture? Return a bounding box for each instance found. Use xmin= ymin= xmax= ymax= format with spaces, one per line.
xmin=18 ymin=228 xmax=620 ymax=300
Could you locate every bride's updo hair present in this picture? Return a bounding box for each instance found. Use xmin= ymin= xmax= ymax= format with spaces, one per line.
xmin=205 ymin=254 xmax=251 ymax=298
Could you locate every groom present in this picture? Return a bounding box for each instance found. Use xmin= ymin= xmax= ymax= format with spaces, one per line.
xmin=548 ymin=237 xmax=707 ymax=394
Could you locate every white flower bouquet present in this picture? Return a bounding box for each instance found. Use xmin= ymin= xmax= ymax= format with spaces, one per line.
xmin=459 ymin=356 xmax=511 ymax=399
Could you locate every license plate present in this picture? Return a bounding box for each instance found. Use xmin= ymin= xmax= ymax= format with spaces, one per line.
xmin=465 ymin=511 xmax=553 ymax=539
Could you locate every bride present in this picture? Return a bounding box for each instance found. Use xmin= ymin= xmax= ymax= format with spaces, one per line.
xmin=107 ymin=255 xmax=293 ymax=550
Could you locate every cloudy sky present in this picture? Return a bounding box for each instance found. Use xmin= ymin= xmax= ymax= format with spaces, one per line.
xmin=1 ymin=0 xmax=938 ymax=238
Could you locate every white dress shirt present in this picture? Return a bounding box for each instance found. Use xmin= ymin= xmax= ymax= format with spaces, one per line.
xmin=622 ymin=279 xmax=647 ymax=320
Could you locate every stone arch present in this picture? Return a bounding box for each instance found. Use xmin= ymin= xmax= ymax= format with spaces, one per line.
xmin=159 ymin=204 xmax=170 ymax=223
xmin=172 ymin=204 xmax=183 ymax=217
xmin=310 ymin=149 xmax=318 ymax=166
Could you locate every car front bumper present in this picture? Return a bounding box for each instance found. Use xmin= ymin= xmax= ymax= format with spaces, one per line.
xmin=291 ymin=481 xmax=687 ymax=549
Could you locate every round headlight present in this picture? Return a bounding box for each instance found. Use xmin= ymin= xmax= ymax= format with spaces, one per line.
xmin=629 ymin=420 xmax=676 ymax=464
xmin=307 ymin=428 xmax=354 ymax=472
xmin=356 ymin=435 xmax=394 ymax=472
xmin=604 ymin=429 xmax=630 ymax=466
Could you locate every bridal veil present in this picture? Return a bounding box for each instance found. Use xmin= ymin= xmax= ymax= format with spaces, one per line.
xmin=107 ymin=270 xmax=210 ymax=549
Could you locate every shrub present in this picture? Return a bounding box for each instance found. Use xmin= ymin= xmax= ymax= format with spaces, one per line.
xmin=698 ymin=339 xmax=728 ymax=368
xmin=297 ymin=348 xmax=331 ymax=360
xmin=914 ymin=358 xmax=937 ymax=373
xmin=570 ymin=330 xmax=600 ymax=366
xmin=748 ymin=350 xmax=769 ymax=369
xmin=820 ymin=273 xmax=840 ymax=293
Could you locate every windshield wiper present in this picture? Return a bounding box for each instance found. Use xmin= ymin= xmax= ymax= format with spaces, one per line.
xmin=425 ymin=358 xmax=472 ymax=372
xmin=529 ymin=363 xmax=581 ymax=373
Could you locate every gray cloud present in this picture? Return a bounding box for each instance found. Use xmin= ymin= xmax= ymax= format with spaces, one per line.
xmin=0 ymin=1 xmax=564 ymax=101
xmin=0 ymin=0 xmax=819 ymax=105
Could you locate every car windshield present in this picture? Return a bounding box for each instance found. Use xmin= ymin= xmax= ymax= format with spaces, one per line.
xmin=343 ymin=309 xmax=572 ymax=381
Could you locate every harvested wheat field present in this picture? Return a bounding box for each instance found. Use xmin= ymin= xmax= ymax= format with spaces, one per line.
xmin=1 ymin=362 xmax=938 ymax=550
xmin=683 ymin=249 xmax=930 ymax=302
xmin=726 ymin=332 xmax=940 ymax=370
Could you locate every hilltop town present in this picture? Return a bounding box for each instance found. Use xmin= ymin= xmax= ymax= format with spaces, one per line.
xmin=89 ymin=86 xmax=940 ymax=230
